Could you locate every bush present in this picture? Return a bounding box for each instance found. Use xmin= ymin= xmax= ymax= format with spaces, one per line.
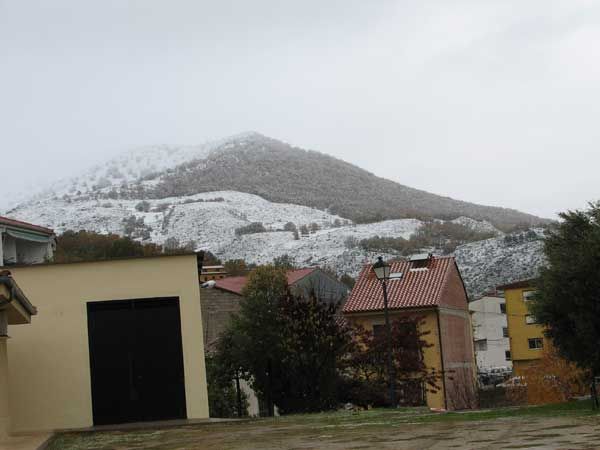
xmin=206 ymin=354 xmax=249 ymax=418
xmin=235 ymin=222 xmax=267 ymax=236
xmin=135 ymin=200 xmax=151 ymax=212
xmin=360 ymin=222 xmax=497 ymax=255
xmin=283 ymin=222 xmax=297 ymax=232
xmin=153 ymin=203 xmax=170 ymax=212
xmin=163 ymin=237 xmax=180 ymax=251
xmin=53 ymin=230 xmax=164 ymax=263
xmin=344 ymin=236 xmax=359 ymax=249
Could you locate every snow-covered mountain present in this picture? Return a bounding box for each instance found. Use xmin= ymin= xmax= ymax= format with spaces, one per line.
xmin=6 ymin=132 xmax=548 ymax=297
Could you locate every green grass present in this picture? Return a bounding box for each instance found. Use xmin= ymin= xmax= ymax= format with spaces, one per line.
xmin=260 ymin=399 xmax=599 ymax=427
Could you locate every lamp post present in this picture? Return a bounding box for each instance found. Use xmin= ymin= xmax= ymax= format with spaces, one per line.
xmin=373 ymin=256 xmax=396 ymax=407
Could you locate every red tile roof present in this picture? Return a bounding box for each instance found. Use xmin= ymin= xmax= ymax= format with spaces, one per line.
xmin=0 ymin=216 xmax=55 ymax=235
xmin=214 ymin=268 xmax=317 ymax=295
xmin=343 ymin=256 xmax=455 ymax=313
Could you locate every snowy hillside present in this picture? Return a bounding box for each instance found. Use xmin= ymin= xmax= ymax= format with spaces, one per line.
xmin=454 ymin=229 xmax=546 ymax=298
xmin=9 ymin=186 xmax=545 ymax=298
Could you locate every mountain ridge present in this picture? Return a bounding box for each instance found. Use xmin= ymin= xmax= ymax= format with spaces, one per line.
xmin=5 ymin=132 xmax=548 ymax=297
xmin=6 ymin=132 xmax=548 ymax=232
xmin=92 ymin=132 xmax=546 ymax=231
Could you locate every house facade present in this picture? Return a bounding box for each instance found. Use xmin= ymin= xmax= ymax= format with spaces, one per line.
xmin=3 ymin=253 xmax=209 ymax=434
xmin=499 ymin=279 xmax=548 ymax=377
xmin=0 ymin=216 xmax=55 ymax=266
xmin=469 ymin=293 xmax=512 ymax=372
xmin=343 ymin=255 xmax=477 ymax=410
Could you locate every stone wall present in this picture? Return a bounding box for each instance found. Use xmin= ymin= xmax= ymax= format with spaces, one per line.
xmin=200 ymin=288 xmax=242 ymax=352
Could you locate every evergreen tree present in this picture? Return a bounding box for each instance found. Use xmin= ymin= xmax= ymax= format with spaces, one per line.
xmin=230 ymin=266 xmax=288 ymax=416
xmin=224 ymin=259 xmax=249 ymax=276
xmin=273 ymin=254 xmax=295 ymax=269
xmin=215 ymin=266 xmax=350 ymax=415
xmin=530 ymin=202 xmax=600 ymax=408
xmin=283 ymin=222 xmax=297 ymax=232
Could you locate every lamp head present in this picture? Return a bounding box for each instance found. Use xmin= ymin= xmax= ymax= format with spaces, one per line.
xmin=373 ymin=256 xmax=391 ymax=280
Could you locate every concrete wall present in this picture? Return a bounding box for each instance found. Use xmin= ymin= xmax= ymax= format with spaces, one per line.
xmin=470 ymin=296 xmax=512 ymax=371
xmin=200 ymin=288 xmax=242 ymax=352
xmin=7 ymin=254 xmax=209 ymax=433
xmin=437 ymin=263 xmax=477 ymax=409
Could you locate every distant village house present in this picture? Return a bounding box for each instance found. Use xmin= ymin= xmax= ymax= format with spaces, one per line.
xmin=469 ymin=291 xmax=512 ymax=374
xmin=343 ymin=255 xmax=477 ymax=410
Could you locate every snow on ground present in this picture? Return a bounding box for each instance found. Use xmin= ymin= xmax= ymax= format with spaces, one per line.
xmin=9 ymin=187 xmax=544 ymax=298
xmin=450 ymin=216 xmax=500 ymax=235
xmin=455 ymin=230 xmax=545 ymax=299
xmin=11 ymin=190 xmax=420 ymax=267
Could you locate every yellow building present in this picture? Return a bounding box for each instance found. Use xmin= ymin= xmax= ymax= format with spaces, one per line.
xmin=1 ymin=253 xmax=209 ymax=436
xmin=343 ymin=255 xmax=477 ymax=410
xmin=499 ymin=279 xmax=549 ymax=377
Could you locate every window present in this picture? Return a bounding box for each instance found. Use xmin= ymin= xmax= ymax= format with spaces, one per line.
xmin=528 ymin=338 xmax=543 ymax=349
xmin=475 ymin=339 xmax=488 ymax=351
xmin=505 ymin=350 xmax=511 ymax=361
xmin=502 ymin=327 xmax=509 ymax=337
xmin=500 ymin=303 xmax=506 ymax=314
xmin=525 ymin=314 xmax=538 ymax=324
xmin=522 ymin=290 xmax=537 ymax=302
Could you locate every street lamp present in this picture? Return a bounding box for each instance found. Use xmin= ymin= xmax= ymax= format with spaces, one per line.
xmin=373 ymin=256 xmax=396 ymax=407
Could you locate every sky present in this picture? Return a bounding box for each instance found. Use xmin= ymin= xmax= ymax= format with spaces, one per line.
xmin=2 ymin=0 xmax=599 ymax=219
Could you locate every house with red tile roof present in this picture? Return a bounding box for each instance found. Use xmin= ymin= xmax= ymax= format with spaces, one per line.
xmin=201 ymin=267 xmax=349 ymax=352
xmin=0 ymin=216 xmax=55 ymax=266
xmin=200 ymin=266 xmax=349 ymax=416
xmin=343 ymin=255 xmax=476 ymax=410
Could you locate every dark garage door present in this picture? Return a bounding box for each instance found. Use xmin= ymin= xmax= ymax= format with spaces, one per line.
xmin=87 ymin=297 xmax=187 ymax=425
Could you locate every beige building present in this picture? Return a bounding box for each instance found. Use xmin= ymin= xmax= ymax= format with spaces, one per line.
xmin=1 ymin=271 xmax=37 ymax=440
xmin=2 ymin=253 xmax=209 ymax=435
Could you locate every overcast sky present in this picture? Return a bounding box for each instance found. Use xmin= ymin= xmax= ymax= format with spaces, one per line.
xmin=2 ymin=0 xmax=599 ymax=218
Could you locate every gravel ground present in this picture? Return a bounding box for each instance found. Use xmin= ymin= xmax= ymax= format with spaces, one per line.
xmin=46 ymin=405 xmax=600 ymax=450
